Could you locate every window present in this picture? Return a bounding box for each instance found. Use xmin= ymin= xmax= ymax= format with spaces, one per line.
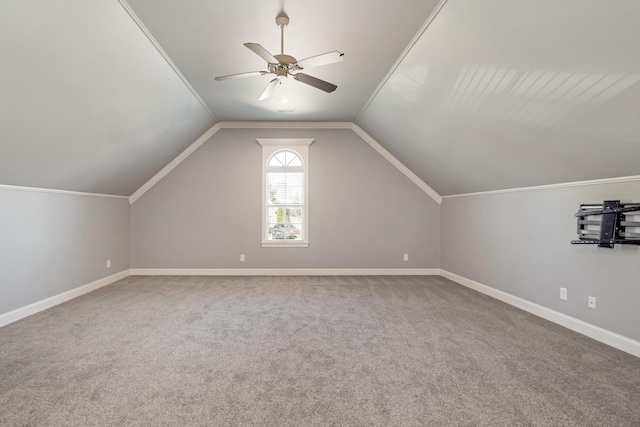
xmin=258 ymin=138 xmax=313 ymax=247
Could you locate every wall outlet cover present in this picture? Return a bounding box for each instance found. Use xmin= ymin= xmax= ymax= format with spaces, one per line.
xmin=588 ymin=296 xmax=597 ymax=309
xmin=560 ymin=287 xmax=567 ymax=300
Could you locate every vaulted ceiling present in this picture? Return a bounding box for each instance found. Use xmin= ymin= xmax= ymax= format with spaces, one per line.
xmin=1 ymin=0 xmax=639 ymax=197
xmin=359 ymin=0 xmax=640 ymax=195
xmin=123 ymin=0 xmax=439 ymax=121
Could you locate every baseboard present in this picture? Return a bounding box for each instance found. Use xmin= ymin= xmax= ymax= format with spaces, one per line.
xmin=440 ymin=270 xmax=640 ymax=358
xmin=0 ymin=269 xmax=131 ymax=328
xmin=130 ymin=268 xmax=440 ymax=276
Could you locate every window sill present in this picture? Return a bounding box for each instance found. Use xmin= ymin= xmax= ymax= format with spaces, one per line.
xmin=262 ymin=241 xmax=309 ymax=248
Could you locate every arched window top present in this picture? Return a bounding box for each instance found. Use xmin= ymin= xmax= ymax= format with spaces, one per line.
xmin=268 ymin=149 xmax=303 ymax=168
xmin=257 ymin=138 xmax=312 ymax=247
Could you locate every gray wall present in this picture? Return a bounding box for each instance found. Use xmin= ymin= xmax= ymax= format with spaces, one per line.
xmin=131 ymin=128 xmax=440 ymax=269
xmin=0 ymin=189 xmax=130 ymax=316
xmin=441 ymin=181 xmax=640 ymax=342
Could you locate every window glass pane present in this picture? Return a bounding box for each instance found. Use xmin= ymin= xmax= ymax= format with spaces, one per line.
xmin=267 ymin=172 xmax=303 ymax=205
xmin=268 ymin=150 xmax=302 ymax=168
xmin=285 ymin=151 xmax=302 ymax=167
xmin=261 ymin=143 xmax=308 ymax=244
xmin=269 ymin=151 xmax=285 ymax=167
xmin=267 ymin=206 xmax=303 ymax=240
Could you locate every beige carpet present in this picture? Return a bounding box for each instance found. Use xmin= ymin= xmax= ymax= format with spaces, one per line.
xmin=1 ymin=275 xmax=639 ymax=426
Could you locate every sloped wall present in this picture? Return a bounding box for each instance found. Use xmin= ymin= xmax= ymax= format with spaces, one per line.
xmin=441 ymin=180 xmax=640 ymax=342
xmin=131 ymin=128 xmax=440 ymax=269
xmin=0 ymin=189 xmax=130 ymax=316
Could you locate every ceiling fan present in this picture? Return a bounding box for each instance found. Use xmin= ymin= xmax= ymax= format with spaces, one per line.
xmin=215 ymin=13 xmax=344 ymax=100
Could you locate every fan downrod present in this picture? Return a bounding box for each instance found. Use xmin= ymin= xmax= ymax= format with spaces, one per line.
xmin=273 ymin=13 xmax=294 ymax=72
xmin=214 ymin=11 xmax=342 ymax=99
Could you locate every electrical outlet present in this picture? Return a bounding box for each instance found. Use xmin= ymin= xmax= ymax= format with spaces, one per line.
xmin=240 ymin=254 xmax=245 ymax=262
xmin=588 ymin=296 xmax=596 ymax=309
xmin=107 ymin=260 xmax=111 ymax=268
xmin=403 ymin=254 xmax=409 ymax=261
xmin=560 ymin=287 xmax=567 ymax=300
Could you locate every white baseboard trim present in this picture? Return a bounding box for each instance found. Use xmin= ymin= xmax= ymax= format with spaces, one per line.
xmin=131 ymin=268 xmax=440 ymax=276
xmin=12 ymin=268 xmax=634 ymax=357
xmin=0 ymin=269 xmax=131 ymax=328
xmin=440 ymin=270 xmax=640 ymax=358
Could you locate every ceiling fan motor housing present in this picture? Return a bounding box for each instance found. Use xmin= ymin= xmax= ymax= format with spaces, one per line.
xmin=215 ymin=12 xmax=342 ymax=98
xmin=270 ymin=54 xmax=298 ymax=76
xmin=275 ymin=15 xmax=289 ymax=27
xmin=274 ymin=54 xmax=296 ymax=65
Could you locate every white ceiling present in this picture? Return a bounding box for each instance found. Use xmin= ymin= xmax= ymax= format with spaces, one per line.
xmin=2 ymin=0 xmax=639 ymax=197
xmin=359 ymin=0 xmax=640 ymax=195
xmin=0 ymin=0 xmax=214 ymax=195
xmin=123 ymin=0 xmax=440 ymax=121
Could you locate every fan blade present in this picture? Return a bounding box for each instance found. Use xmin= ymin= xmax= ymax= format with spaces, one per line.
xmin=259 ymin=77 xmax=282 ymax=100
xmin=296 ymin=51 xmax=344 ymax=70
xmin=293 ymin=73 xmax=337 ymax=93
xmin=244 ymin=43 xmax=278 ymax=64
xmin=215 ymin=71 xmax=268 ymax=81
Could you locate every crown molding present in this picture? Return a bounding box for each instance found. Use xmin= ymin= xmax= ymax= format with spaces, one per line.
xmin=442 ymin=175 xmax=640 ymax=199
xmin=128 ymin=122 xmax=442 ymax=205
xmin=219 ymin=121 xmax=353 ymax=129
xmin=350 ymin=125 xmax=442 ymax=204
xmin=129 ymin=123 xmax=221 ymax=204
xmin=355 ymin=0 xmax=449 ymax=122
xmin=0 ymin=184 xmax=128 ymax=199
xmin=117 ymin=0 xmax=215 ymax=120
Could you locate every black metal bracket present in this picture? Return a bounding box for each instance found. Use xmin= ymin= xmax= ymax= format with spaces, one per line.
xmin=571 ymin=200 xmax=640 ymax=248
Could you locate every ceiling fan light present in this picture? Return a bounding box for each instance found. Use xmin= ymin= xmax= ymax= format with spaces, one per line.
xmin=217 ymin=14 xmax=342 ymax=98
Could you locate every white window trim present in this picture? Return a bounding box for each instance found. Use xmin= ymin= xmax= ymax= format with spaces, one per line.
xmin=257 ymin=138 xmax=313 ymax=248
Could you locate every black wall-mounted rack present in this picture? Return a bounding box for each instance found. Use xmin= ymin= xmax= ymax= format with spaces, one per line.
xmin=571 ymin=200 xmax=640 ymax=248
